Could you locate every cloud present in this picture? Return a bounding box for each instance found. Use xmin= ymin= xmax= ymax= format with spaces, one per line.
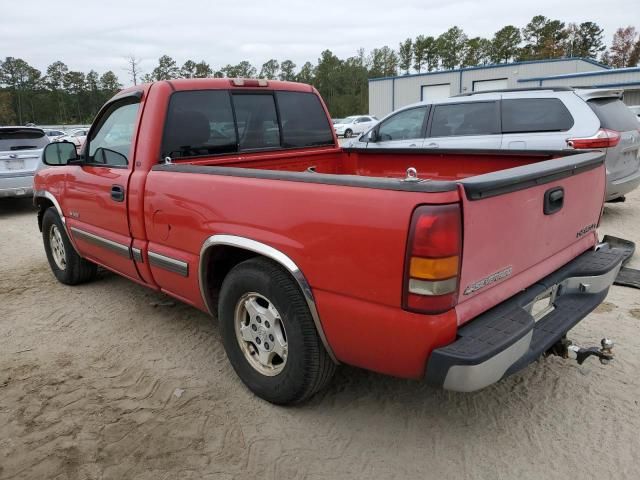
xmin=2 ymin=0 xmax=635 ymax=84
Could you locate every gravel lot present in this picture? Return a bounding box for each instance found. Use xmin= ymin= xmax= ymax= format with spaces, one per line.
xmin=1 ymin=189 xmax=639 ymax=480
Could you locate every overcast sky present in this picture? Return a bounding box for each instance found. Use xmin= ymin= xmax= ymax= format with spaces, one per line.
xmin=2 ymin=0 xmax=636 ymax=85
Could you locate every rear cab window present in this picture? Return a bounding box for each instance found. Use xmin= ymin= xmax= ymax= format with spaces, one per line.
xmin=429 ymin=102 xmax=499 ymax=137
xmin=502 ymin=98 xmax=574 ymax=133
xmin=233 ymin=94 xmax=281 ymax=150
xmin=0 ymin=129 xmax=48 ymax=152
xmin=276 ymin=91 xmax=334 ymax=148
xmin=587 ymin=98 xmax=640 ymax=132
xmin=161 ymin=89 xmax=334 ymax=160
xmin=162 ymin=90 xmax=237 ymax=159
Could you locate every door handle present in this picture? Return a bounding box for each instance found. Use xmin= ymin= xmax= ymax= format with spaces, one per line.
xmin=543 ymin=187 xmax=564 ymax=215
xmin=111 ymin=184 xmax=125 ymax=202
xmin=427 ymin=142 xmax=439 ymax=148
xmin=409 ymin=143 xmax=417 ymax=147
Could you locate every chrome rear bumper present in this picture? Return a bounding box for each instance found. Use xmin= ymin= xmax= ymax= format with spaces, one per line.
xmin=425 ymin=246 xmax=625 ymax=392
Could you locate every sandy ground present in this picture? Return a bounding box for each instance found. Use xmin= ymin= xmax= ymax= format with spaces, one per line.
xmin=1 ymin=189 xmax=639 ymax=480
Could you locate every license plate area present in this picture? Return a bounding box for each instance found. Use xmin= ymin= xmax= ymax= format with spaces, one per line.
xmin=526 ymin=285 xmax=558 ymax=322
xmin=5 ymin=159 xmax=25 ymax=170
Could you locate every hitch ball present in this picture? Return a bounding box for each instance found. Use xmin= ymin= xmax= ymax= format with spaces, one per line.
xmin=600 ymin=338 xmax=614 ymax=364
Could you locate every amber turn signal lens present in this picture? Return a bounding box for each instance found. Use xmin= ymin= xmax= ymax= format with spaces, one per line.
xmin=409 ymin=256 xmax=459 ymax=280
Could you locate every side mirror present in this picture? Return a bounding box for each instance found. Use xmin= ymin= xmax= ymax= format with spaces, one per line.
xmin=365 ymin=129 xmax=378 ymax=143
xmin=43 ymin=141 xmax=78 ymax=166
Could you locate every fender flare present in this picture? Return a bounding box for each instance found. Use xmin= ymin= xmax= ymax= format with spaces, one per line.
xmin=199 ymin=234 xmax=338 ymax=363
xmin=34 ymin=190 xmax=80 ymax=253
xmin=34 ymin=190 xmax=64 ymax=220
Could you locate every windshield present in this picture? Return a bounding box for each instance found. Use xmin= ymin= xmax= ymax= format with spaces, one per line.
xmin=0 ymin=128 xmax=48 ymax=151
xmin=342 ymin=116 xmax=357 ymax=124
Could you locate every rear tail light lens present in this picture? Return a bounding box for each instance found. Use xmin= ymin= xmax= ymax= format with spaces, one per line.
xmin=230 ymin=78 xmax=268 ymax=87
xmin=567 ymin=128 xmax=621 ymax=149
xmin=403 ymin=204 xmax=462 ymax=314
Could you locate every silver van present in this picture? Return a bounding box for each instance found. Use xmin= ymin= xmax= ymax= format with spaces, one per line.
xmin=354 ymin=88 xmax=640 ymax=201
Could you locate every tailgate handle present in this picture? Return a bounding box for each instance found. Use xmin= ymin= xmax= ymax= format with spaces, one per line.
xmin=544 ymin=187 xmax=564 ymax=215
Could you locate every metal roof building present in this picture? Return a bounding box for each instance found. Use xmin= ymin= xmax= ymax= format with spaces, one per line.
xmin=368 ymin=58 xmax=640 ymax=118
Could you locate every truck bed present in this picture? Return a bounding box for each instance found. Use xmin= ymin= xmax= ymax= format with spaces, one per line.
xmin=190 ymin=147 xmax=566 ymax=182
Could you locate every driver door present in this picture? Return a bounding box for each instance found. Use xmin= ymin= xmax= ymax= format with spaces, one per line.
xmin=63 ymin=96 xmax=142 ymax=281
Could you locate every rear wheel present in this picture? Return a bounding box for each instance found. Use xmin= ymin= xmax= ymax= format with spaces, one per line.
xmin=218 ymin=257 xmax=336 ymax=404
xmin=344 ymin=129 xmax=353 ymax=138
xmin=42 ymin=207 xmax=97 ymax=285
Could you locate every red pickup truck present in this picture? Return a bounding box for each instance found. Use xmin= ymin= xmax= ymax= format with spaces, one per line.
xmin=34 ymin=78 xmax=625 ymax=404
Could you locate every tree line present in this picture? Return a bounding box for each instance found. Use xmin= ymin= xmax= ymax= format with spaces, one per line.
xmin=2 ymin=16 xmax=639 ymax=124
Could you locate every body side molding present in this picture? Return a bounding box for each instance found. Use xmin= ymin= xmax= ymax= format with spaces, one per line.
xmin=148 ymin=251 xmax=189 ymax=277
xmin=70 ymin=227 xmax=132 ymax=258
xmin=131 ymin=248 xmax=143 ymax=263
xmin=199 ymin=234 xmax=338 ymax=364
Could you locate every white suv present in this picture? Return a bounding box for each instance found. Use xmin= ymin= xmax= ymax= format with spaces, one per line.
xmin=353 ymin=88 xmax=640 ymax=201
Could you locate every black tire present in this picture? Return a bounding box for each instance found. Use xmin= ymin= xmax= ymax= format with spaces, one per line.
xmin=344 ymin=129 xmax=353 ymax=138
xmin=42 ymin=207 xmax=97 ymax=285
xmin=218 ymin=257 xmax=336 ymax=404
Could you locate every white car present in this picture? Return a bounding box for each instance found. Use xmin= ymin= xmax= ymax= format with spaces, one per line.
xmin=334 ymin=115 xmax=378 ymax=138
xmin=43 ymin=129 xmax=67 ymax=141
xmin=55 ymin=128 xmax=89 ymax=152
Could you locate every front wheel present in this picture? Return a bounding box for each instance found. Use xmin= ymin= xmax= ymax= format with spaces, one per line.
xmin=344 ymin=129 xmax=353 ymax=138
xmin=218 ymin=257 xmax=336 ymax=404
xmin=42 ymin=207 xmax=97 ymax=285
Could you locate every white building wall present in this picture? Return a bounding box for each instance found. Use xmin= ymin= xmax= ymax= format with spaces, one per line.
xmin=368 ymin=80 xmax=393 ymax=118
xmin=517 ymin=67 xmax=640 ymax=105
xmin=393 ymin=71 xmax=459 ymax=108
xmin=369 ymin=58 xmax=611 ymax=117
xmin=540 ymin=71 xmax=640 ymax=88
xmin=624 ymin=90 xmax=640 ymax=105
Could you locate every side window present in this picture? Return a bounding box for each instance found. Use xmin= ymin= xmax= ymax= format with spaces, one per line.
xmin=377 ymin=107 xmax=428 ymax=141
xmin=430 ymin=102 xmax=499 ymax=137
xmin=232 ymin=94 xmax=280 ymax=150
xmin=502 ymin=98 xmax=574 ymax=133
xmin=87 ymin=101 xmax=139 ymax=166
xmin=275 ymin=91 xmax=334 ymax=148
xmin=162 ymin=90 xmax=236 ymax=159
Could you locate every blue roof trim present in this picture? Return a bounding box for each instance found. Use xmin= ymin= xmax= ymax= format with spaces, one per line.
xmin=518 ymin=66 xmax=640 ymax=82
xmin=368 ymin=57 xmax=610 ymax=83
xmin=592 ymin=81 xmax=640 ymax=89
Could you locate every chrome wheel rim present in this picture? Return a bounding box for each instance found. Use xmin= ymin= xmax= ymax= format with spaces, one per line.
xmin=234 ymin=292 xmax=288 ymax=376
xmin=49 ymin=224 xmax=67 ymax=270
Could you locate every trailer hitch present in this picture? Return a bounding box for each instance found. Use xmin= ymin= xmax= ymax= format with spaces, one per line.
xmin=548 ymin=337 xmax=614 ymax=365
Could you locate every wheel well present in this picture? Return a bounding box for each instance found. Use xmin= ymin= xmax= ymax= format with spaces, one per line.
xmin=203 ymin=245 xmax=258 ymax=314
xmin=200 ymin=239 xmax=339 ymax=363
xmin=35 ymin=198 xmax=55 ymax=232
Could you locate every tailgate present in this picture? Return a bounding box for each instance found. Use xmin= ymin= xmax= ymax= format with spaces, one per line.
xmin=0 ymin=149 xmax=42 ymax=176
xmin=455 ymin=151 xmax=605 ymax=325
xmin=0 ymin=128 xmax=47 ymax=176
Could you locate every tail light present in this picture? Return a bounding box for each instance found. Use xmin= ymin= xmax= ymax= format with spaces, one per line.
xmin=403 ymin=204 xmax=462 ymax=314
xmin=567 ymin=128 xmax=621 ymax=149
xmin=230 ymin=78 xmax=268 ymax=87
